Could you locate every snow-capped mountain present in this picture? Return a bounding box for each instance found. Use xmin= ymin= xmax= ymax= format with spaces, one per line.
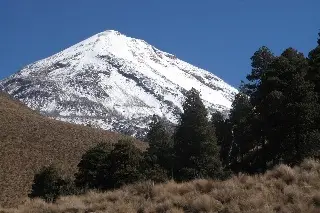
xmin=0 ymin=30 xmax=237 ymax=138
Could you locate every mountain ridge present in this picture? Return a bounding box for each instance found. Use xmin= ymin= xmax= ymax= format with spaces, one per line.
xmin=0 ymin=30 xmax=237 ymax=138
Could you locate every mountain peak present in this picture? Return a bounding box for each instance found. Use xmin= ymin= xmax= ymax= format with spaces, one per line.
xmin=1 ymin=31 xmax=237 ymax=138
xmin=101 ymin=29 xmax=122 ymax=35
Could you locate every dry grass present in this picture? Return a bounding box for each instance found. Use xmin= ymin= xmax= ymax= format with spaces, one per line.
xmin=0 ymin=92 xmax=146 ymax=207
xmin=1 ymin=159 xmax=319 ymax=213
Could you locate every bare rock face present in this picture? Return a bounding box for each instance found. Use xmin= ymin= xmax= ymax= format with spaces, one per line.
xmin=0 ymin=30 xmax=237 ymax=138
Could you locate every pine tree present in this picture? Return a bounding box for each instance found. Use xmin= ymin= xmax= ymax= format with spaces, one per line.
xmin=108 ymin=139 xmax=144 ymax=188
xmin=211 ymin=111 xmax=224 ymax=138
xmin=174 ymin=88 xmax=223 ymax=181
xmin=237 ymin=46 xmax=275 ymax=172
xmin=74 ymin=143 xmax=112 ymax=190
xmin=211 ymin=111 xmax=225 ymax=151
xmin=145 ymin=115 xmax=173 ymax=180
xmin=306 ymin=33 xmax=320 ymax=160
xmin=147 ymin=116 xmax=174 ymax=173
xmin=228 ymin=43 xmax=320 ymax=172
xmin=308 ymin=33 xmax=320 ymax=108
xmin=242 ymin=46 xmax=275 ymax=103
xmin=259 ymin=48 xmax=320 ymax=165
xmin=228 ymin=92 xmax=259 ymax=172
xmin=211 ymin=111 xmax=232 ymax=167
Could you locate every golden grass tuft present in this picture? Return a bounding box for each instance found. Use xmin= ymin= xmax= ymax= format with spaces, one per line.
xmin=266 ymin=164 xmax=296 ymax=184
xmin=1 ymin=159 xmax=319 ymax=213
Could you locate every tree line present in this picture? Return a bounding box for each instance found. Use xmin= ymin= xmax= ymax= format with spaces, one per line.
xmin=219 ymin=33 xmax=320 ymax=173
xmin=29 ymin=33 xmax=320 ymax=202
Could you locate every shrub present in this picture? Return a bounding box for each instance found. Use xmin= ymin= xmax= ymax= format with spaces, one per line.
xmin=108 ymin=139 xmax=144 ymax=188
xmin=28 ymin=165 xmax=65 ymax=202
xmin=74 ymin=143 xmax=113 ymax=190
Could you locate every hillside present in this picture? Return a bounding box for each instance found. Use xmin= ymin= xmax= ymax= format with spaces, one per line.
xmin=0 ymin=30 xmax=237 ymax=138
xmin=1 ymin=159 xmax=319 ymax=213
xmin=0 ymin=92 xmax=146 ymax=207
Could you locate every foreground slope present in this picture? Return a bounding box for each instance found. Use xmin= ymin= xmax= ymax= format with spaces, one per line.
xmin=0 ymin=30 xmax=237 ymax=138
xmin=2 ymin=159 xmax=319 ymax=213
xmin=0 ymin=92 xmax=145 ymax=207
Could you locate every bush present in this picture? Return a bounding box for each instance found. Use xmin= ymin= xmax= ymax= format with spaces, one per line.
xmin=143 ymin=162 xmax=169 ymax=183
xmin=28 ymin=165 xmax=66 ymax=202
xmin=74 ymin=143 xmax=113 ymax=190
xmin=109 ymin=139 xmax=144 ymax=188
xmin=59 ymin=177 xmax=84 ymax=196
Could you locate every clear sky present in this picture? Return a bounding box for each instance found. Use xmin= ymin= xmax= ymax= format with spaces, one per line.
xmin=1 ymin=0 xmax=319 ymax=88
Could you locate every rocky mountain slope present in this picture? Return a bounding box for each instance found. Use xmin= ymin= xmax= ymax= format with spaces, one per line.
xmin=0 ymin=30 xmax=237 ymax=138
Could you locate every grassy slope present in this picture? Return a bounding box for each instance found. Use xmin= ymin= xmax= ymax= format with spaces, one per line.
xmin=0 ymin=92 xmax=146 ymax=207
xmin=2 ymin=159 xmax=320 ymax=213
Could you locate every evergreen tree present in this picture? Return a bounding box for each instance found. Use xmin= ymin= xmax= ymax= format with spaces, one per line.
xmin=211 ymin=111 xmax=224 ymax=139
xmin=306 ymin=33 xmax=320 ymax=160
xmin=219 ymin=119 xmax=234 ymax=168
xmin=237 ymin=46 xmax=275 ymax=172
xmin=211 ymin=111 xmax=233 ymax=167
xmin=228 ymin=92 xmax=259 ymax=172
xmin=145 ymin=115 xmax=174 ymax=180
xmin=259 ymin=48 xmax=320 ymax=165
xmin=242 ymin=46 xmax=275 ymax=104
xmin=227 ymin=42 xmax=320 ymax=172
xmin=29 ymin=165 xmax=65 ymax=202
xmin=308 ymin=33 xmax=320 ymax=107
xmin=174 ymin=88 xmax=223 ymax=181
xmin=74 ymin=143 xmax=112 ymax=190
xmin=108 ymin=139 xmax=144 ymax=187
xmin=142 ymin=157 xmax=169 ymax=183
xmin=211 ymin=111 xmax=225 ymax=151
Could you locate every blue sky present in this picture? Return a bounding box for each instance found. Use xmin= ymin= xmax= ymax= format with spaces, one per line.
xmin=1 ymin=0 xmax=319 ymax=88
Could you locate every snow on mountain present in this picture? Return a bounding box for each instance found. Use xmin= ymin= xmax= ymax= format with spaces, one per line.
xmin=0 ymin=30 xmax=238 ymax=138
